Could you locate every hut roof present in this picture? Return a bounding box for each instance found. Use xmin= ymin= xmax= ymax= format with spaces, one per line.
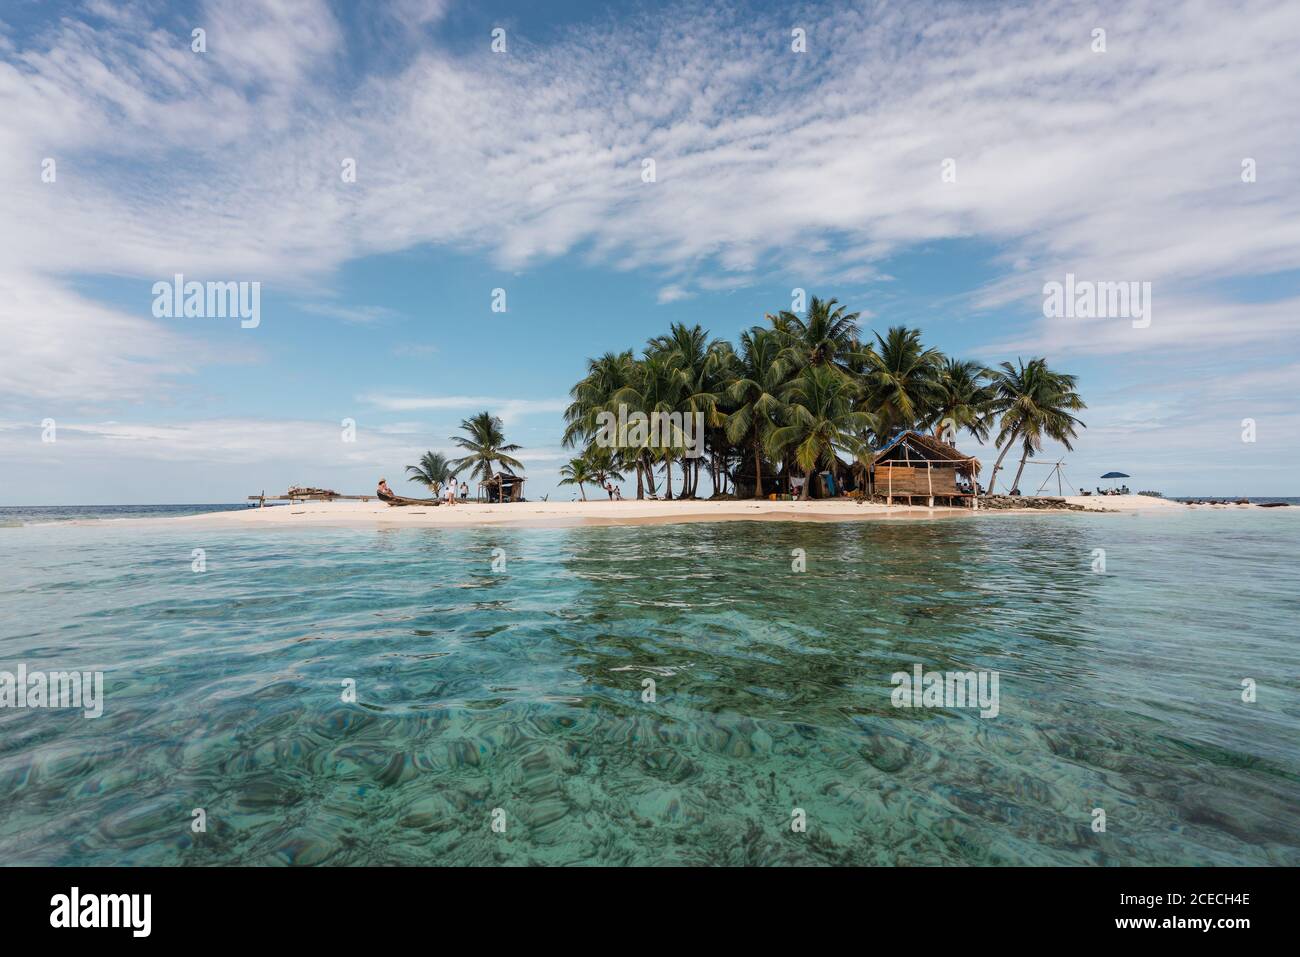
xmin=481 ymin=465 xmax=525 ymax=485
xmin=871 ymin=430 xmax=980 ymax=475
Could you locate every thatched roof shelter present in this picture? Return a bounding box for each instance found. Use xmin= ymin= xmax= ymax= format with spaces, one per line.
xmin=868 ymin=430 xmax=980 ymax=505
xmin=870 ymin=430 xmax=980 ymax=476
xmin=478 ymin=465 xmax=526 ymax=502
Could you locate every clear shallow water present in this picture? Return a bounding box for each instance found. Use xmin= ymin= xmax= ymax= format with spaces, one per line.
xmin=0 ymin=511 xmax=1296 ymax=866
xmin=0 ymin=504 xmax=246 ymax=526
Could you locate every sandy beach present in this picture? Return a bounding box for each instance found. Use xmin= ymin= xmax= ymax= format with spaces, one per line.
xmin=142 ymin=493 xmax=1208 ymax=530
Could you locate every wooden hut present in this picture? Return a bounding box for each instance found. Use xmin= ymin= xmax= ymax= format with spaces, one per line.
xmin=478 ymin=466 xmax=526 ymax=503
xmin=808 ymin=455 xmax=857 ymax=498
xmin=868 ymin=431 xmax=980 ymax=507
xmin=731 ymin=459 xmax=780 ymax=498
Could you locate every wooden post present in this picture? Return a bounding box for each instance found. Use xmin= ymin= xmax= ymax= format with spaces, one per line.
xmin=887 ymin=466 xmax=893 ymax=506
xmin=926 ymin=462 xmax=934 ymax=508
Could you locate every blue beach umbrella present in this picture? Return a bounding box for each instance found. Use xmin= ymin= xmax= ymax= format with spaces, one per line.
xmin=1099 ymin=471 xmax=1130 ymax=492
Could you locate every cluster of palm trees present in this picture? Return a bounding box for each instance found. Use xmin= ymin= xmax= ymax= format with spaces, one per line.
xmin=406 ymin=412 xmax=525 ymax=502
xmin=562 ymin=296 xmax=1086 ymax=499
xmin=559 ymin=446 xmax=623 ymax=500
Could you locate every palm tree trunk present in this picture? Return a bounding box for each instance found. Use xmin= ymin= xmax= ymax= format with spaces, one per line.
xmin=753 ymin=439 xmax=764 ymax=498
xmin=985 ymin=431 xmax=1018 ymax=495
xmin=1010 ymin=448 xmax=1031 ymax=495
xmin=579 ymin=482 xmax=587 ymax=501
xmin=800 ymin=470 xmax=811 ymax=500
xmin=665 ymin=458 xmax=674 ymax=499
xmin=641 ymin=452 xmax=657 ymax=496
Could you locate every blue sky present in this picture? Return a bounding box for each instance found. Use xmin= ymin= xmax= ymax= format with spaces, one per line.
xmin=2 ymin=0 xmax=1298 ymax=503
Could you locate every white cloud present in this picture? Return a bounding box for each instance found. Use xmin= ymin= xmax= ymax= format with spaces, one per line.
xmin=374 ymin=421 xmax=427 ymax=435
xmin=296 ymin=300 xmax=400 ymax=324
xmin=0 ymin=272 xmax=213 ymax=406
xmin=358 ymin=394 xmax=568 ymax=423
xmin=0 ymin=415 xmax=575 ymax=504
xmin=656 ymin=284 xmax=692 ymax=304
xmin=977 ymin=294 xmax=1300 ymax=358
xmin=0 ymin=417 xmax=404 ymax=465
xmin=6 ymin=0 xmax=1298 ymax=348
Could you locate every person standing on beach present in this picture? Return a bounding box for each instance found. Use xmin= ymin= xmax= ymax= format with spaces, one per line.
xmin=460 ymin=481 xmax=469 ymax=502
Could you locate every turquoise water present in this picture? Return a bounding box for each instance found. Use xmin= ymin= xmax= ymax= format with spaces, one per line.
xmin=0 ymin=504 xmax=246 ymax=526
xmin=0 ymin=510 xmax=1296 ymax=865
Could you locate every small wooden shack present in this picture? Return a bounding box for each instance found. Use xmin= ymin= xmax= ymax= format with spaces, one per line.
xmin=868 ymin=431 xmax=980 ymax=507
xmin=479 ymin=466 xmax=526 ymax=503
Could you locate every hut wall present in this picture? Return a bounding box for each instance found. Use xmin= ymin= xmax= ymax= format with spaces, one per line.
xmin=874 ymin=464 xmax=959 ymax=496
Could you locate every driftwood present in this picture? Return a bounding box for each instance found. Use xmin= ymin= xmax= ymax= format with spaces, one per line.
xmin=381 ymin=495 xmax=442 ymax=507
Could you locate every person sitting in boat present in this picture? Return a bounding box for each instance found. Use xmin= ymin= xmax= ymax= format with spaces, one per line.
xmin=377 ymin=478 xmax=395 ymax=501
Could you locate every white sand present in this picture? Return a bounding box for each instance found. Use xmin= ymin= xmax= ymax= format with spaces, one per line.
xmin=174 ymin=498 xmax=950 ymax=529
xmin=1062 ymin=494 xmax=1188 ymax=511
xmin=150 ymin=493 xmax=1207 ymax=530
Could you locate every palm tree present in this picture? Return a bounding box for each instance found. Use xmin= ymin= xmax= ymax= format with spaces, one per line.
xmin=768 ymin=365 xmax=876 ymax=499
xmin=647 ymin=323 xmax=730 ymax=498
xmin=702 ymin=343 xmax=741 ymax=496
xmin=725 ymin=327 xmax=789 ymax=498
xmin=558 ymin=456 xmax=596 ymax=500
xmin=611 ymin=351 xmax=683 ymax=498
xmin=404 ymin=451 xmax=451 ymax=493
xmin=927 ymin=358 xmax=995 ymax=443
xmin=985 ymin=359 xmax=1087 ymax=495
xmin=770 ymin=296 xmax=862 ymax=373
xmin=449 ymin=412 xmax=525 ymax=501
xmin=562 ymin=350 xmax=637 ymax=449
xmin=583 ymin=445 xmax=626 ymax=497
xmin=860 ymin=326 xmax=945 ymax=437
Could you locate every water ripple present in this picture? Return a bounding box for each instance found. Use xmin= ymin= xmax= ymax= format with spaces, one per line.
xmin=0 ymin=513 xmax=1296 ymax=864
